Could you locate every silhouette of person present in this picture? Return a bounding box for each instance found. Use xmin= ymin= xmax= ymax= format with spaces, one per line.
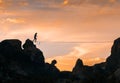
xmin=33 ymin=33 xmax=37 ymax=43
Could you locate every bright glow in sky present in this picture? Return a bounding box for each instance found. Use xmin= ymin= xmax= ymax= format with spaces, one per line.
xmin=0 ymin=0 xmax=120 ymax=71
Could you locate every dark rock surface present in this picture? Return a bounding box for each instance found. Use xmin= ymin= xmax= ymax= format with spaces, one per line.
xmin=72 ymin=59 xmax=95 ymax=83
xmin=0 ymin=37 xmax=120 ymax=83
xmin=23 ymin=39 xmax=45 ymax=66
xmin=0 ymin=39 xmax=22 ymax=60
xmin=72 ymin=58 xmax=83 ymax=74
xmin=0 ymin=39 xmax=60 ymax=83
xmin=106 ymin=38 xmax=120 ymax=74
xmin=70 ymin=37 xmax=120 ymax=83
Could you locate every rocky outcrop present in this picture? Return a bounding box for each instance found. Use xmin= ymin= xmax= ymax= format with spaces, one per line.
xmin=106 ymin=38 xmax=120 ymax=74
xmin=114 ymin=68 xmax=120 ymax=83
xmin=72 ymin=59 xmax=94 ymax=83
xmin=45 ymin=60 xmax=60 ymax=76
xmin=72 ymin=58 xmax=83 ymax=74
xmin=107 ymin=68 xmax=120 ymax=83
xmin=1 ymin=37 xmax=120 ymax=83
xmin=0 ymin=39 xmax=22 ymax=60
xmin=23 ymin=39 xmax=45 ymax=66
xmin=71 ymin=37 xmax=120 ymax=83
xmin=0 ymin=39 xmax=59 ymax=83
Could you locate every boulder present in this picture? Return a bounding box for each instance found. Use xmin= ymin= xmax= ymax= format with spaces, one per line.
xmin=0 ymin=39 xmax=59 ymax=82
xmin=45 ymin=60 xmax=60 ymax=76
xmin=72 ymin=58 xmax=83 ymax=74
xmin=0 ymin=39 xmax=22 ymax=60
xmin=23 ymin=39 xmax=36 ymax=49
xmin=72 ymin=59 xmax=94 ymax=83
xmin=23 ymin=39 xmax=45 ymax=66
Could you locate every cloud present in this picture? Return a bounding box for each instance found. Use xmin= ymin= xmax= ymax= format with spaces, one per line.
xmin=0 ymin=0 xmax=62 ymax=11
xmin=109 ymin=0 xmax=117 ymax=3
xmin=0 ymin=0 xmax=120 ymax=43
xmin=46 ymin=43 xmax=112 ymax=71
xmin=19 ymin=1 xmax=29 ymax=7
xmin=63 ymin=0 xmax=69 ymax=5
xmin=0 ymin=18 xmax=25 ymax=24
xmin=0 ymin=0 xmax=119 ymax=10
xmin=62 ymin=0 xmax=120 ymax=7
xmin=6 ymin=18 xmax=25 ymax=24
xmin=0 ymin=0 xmax=3 ymax=3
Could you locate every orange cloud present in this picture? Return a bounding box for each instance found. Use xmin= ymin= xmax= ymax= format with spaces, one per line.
xmin=63 ymin=0 xmax=69 ymax=5
xmin=83 ymin=57 xmax=105 ymax=66
xmin=0 ymin=0 xmax=5 ymax=9
xmin=109 ymin=0 xmax=117 ymax=3
xmin=0 ymin=0 xmax=3 ymax=3
xmin=2 ymin=18 xmax=25 ymax=24
xmin=46 ymin=43 xmax=112 ymax=71
xmin=19 ymin=1 xmax=29 ymax=6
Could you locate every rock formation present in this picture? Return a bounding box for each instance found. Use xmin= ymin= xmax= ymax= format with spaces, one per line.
xmin=0 ymin=39 xmax=59 ymax=83
xmin=0 ymin=39 xmax=22 ymax=60
xmin=107 ymin=68 xmax=120 ymax=83
xmin=106 ymin=37 xmax=120 ymax=74
xmin=23 ymin=39 xmax=45 ymax=66
xmin=72 ymin=59 xmax=94 ymax=83
xmin=0 ymin=37 xmax=120 ymax=83
xmin=72 ymin=58 xmax=83 ymax=74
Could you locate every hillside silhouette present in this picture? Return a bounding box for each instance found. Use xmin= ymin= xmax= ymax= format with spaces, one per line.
xmin=0 ymin=38 xmax=120 ymax=83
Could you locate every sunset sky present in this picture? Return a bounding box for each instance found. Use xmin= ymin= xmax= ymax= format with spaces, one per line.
xmin=0 ymin=0 xmax=120 ymax=71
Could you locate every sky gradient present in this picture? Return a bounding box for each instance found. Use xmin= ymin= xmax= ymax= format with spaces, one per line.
xmin=0 ymin=0 xmax=120 ymax=71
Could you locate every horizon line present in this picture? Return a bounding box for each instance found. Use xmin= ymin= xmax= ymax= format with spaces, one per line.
xmin=38 ymin=41 xmax=113 ymax=43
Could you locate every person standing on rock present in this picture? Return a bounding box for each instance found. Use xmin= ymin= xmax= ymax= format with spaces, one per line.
xmin=33 ymin=33 xmax=37 ymax=43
